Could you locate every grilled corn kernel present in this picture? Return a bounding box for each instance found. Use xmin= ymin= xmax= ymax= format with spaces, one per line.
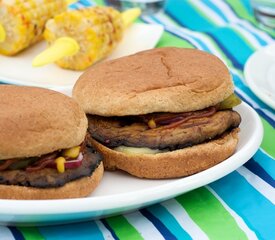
xmin=148 ymin=119 xmax=157 ymax=129
xmin=62 ymin=146 xmax=81 ymax=159
xmin=55 ymin=157 xmax=66 ymax=173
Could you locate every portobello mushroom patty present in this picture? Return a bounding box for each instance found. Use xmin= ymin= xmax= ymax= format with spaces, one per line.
xmin=88 ymin=108 xmax=241 ymax=151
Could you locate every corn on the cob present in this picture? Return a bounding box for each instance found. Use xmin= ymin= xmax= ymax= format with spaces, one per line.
xmin=41 ymin=6 xmax=125 ymax=70
xmin=0 ymin=0 xmax=67 ymax=55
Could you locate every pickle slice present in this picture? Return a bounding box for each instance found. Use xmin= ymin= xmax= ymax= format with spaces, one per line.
xmin=218 ymin=93 xmax=242 ymax=110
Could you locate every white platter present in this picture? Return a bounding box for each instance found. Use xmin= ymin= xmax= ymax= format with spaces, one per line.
xmin=244 ymin=43 xmax=275 ymax=110
xmin=0 ymin=23 xmax=164 ymax=95
xmin=0 ymin=102 xmax=263 ymax=226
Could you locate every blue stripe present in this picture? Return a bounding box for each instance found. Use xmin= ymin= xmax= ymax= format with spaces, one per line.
xmin=140 ymin=208 xmax=177 ymax=240
xmin=244 ymin=159 xmax=275 ymax=187
xmin=101 ymin=219 xmax=119 ymax=240
xmin=147 ymin=204 xmax=192 ymax=239
xmin=210 ymin=171 xmax=275 ymax=240
xmin=254 ymin=149 xmax=275 ymax=179
xmin=69 ymin=0 xmax=94 ymax=9
xmin=80 ymin=0 xmax=94 ymax=6
xmin=9 ymin=227 xmax=24 ymax=240
xmin=38 ymin=221 xmax=104 ymax=240
xmin=165 ymin=0 xmax=216 ymax=30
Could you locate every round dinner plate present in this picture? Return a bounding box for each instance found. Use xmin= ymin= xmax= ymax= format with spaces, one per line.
xmin=244 ymin=43 xmax=275 ymax=110
xmin=0 ymin=102 xmax=263 ymax=226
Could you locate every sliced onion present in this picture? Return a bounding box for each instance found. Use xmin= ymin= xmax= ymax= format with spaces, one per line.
xmin=64 ymin=153 xmax=84 ymax=169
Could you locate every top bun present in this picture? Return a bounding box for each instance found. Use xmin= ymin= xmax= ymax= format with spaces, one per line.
xmin=0 ymin=86 xmax=87 ymax=160
xmin=73 ymin=47 xmax=233 ymax=116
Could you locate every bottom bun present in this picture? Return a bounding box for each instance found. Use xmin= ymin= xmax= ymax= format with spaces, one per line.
xmin=0 ymin=162 xmax=103 ymax=200
xmin=90 ymin=129 xmax=239 ymax=179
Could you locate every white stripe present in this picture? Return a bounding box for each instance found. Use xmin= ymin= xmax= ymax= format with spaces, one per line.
xmin=161 ymin=199 xmax=209 ymax=240
xmin=237 ymin=166 xmax=275 ymax=204
xmin=206 ymin=186 xmax=258 ymax=240
xmin=230 ymin=25 xmax=262 ymax=49
xmin=212 ymin=0 xmax=242 ymax=23
xmin=96 ymin=220 xmax=115 ymax=240
xmin=0 ymin=226 xmax=14 ymax=240
xmin=213 ymin=0 xmax=273 ymax=43
xmin=124 ymin=212 xmax=165 ymax=240
xmin=237 ymin=21 xmax=274 ymax=44
xmin=259 ymin=148 xmax=275 ymax=160
xmin=192 ymin=0 xmax=226 ymax=25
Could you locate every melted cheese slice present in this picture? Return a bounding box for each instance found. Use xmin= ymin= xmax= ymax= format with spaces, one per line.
xmin=114 ymin=146 xmax=166 ymax=155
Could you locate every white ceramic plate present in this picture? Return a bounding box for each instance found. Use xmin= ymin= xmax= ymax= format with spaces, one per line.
xmin=0 ymin=102 xmax=263 ymax=226
xmin=0 ymin=23 xmax=163 ymax=95
xmin=244 ymin=43 xmax=275 ymax=109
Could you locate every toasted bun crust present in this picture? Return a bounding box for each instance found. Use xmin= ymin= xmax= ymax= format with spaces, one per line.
xmin=0 ymin=162 xmax=103 ymax=199
xmin=0 ymin=85 xmax=88 ymax=160
xmin=73 ymin=48 xmax=233 ymax=116
xmin=90 ymin=129 xmax=239 ymax=179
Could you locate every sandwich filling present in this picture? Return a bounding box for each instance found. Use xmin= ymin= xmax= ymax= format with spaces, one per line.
xmin=88 ymin=94 xmax=242 ymax=154
xmin=0 ymin=138 xmax=102 ymax=188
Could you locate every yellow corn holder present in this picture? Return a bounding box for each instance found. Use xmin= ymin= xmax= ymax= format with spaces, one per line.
xmin=32 ymin=37 xmax=80 ymax=67
xmin=32 ymin=7 xmax=141 ymax=70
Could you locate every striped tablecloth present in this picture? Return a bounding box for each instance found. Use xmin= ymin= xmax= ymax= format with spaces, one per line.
xmin=1 ymin=0 xmax=274 ymax=239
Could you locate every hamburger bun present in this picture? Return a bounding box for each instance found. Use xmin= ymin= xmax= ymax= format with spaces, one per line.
xmin=73 ymin=47 xmax=233 ymax=116
xmin=0 ymin=85 xmax=87 ymax=160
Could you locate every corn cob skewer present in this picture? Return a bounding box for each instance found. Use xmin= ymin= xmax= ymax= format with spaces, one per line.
xmin=32 ymin=7 xmax=141 ymax=70
xmin=0 ymin=0 xmax=69 ymax=55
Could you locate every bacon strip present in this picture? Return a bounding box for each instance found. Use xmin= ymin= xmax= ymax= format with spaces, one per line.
xmin=26 ymin=158 xmax=55 ymax=172
xmin=162 ymin=107 xmax=216 ymax=129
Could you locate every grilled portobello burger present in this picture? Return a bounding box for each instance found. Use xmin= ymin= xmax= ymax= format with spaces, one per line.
xmin=73 ymin=47 xmax=241 ymax=179
xmin=0 ymin=85 xmax=103 ymax=199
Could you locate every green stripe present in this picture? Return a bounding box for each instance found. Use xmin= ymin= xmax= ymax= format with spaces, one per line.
xmin=261 ymin=117 xmax=275 ymax=158
xmin=17 ymin=227 xmax=44 ymax=240
xmin=106 ymin=215 xmax=143 ymax=240
xmin=156 ymin=31 xmax=194 ymax=48
xmin=93 ymin=0 xmax=104 ymax=5
xmin=225 ymin=0 xmax=255 ymax=23
xmin=176 ymin=187 xmax=248 ymax=240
